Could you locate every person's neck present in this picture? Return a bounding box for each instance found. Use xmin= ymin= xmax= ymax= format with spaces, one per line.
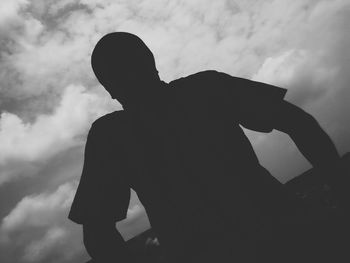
xmin=124 ymin=81 xmax=169 ymax=115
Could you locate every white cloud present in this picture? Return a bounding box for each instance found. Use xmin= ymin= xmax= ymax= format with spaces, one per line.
xmin=22 ymin=226 xmax=67 ymax=262
xmin=1 ymin=182 xmax=76 ymax=232
xmin=0 ymin=29 xmax=92 ymax=99
xmin=0 ymin=182 xmax=88 ymax=263
xmin=252 ymin=50 xmax=305 ymax=86
xmin=0 ymin=183 xmax=149 ymax=261
xmin=0 ymin=0 xmax=28 ymax=25
xmin=0 ymin=84 xmax=114 ymax=183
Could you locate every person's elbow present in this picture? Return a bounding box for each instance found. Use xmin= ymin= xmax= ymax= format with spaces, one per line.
xmin=273 ymin=101 xmax=320 ymax=135
xmin=83 ymin=219 xmax=118 ymax=259
xmin=83 ymin=222 xmax=103 ymax=258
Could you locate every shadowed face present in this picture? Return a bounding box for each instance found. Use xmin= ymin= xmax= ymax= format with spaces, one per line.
xmin=91 ymin=32 xmax=161 ymax=107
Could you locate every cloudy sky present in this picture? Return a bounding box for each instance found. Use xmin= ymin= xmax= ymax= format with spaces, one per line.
xmin=0 ymin=0 xmax=349 ymax=262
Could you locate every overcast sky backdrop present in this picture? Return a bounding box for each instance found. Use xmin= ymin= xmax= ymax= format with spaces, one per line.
xmin=0 ymin=0 xmax=349 ymax=262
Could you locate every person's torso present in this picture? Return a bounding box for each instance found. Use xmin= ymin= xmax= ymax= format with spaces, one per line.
xmin=107 ymin=80 xmax=285 ymax=257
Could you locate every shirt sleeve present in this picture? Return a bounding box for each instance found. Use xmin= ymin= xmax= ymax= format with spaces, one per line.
xmin=213 ymin=71 xmax=287 ymax=132
xmin=68 ymin=122 xmax=130 ymax=224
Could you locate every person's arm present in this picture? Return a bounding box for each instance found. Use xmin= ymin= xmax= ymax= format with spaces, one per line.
xmin=214 ymin=70 xmax=340 ymax=172
xmin=215 ymin=70 xmax=341 ymax=183
xmin=272 ymin=101 xmax=340 ymax=182
xmin=69 ymin=120 xmax=132 ymax=262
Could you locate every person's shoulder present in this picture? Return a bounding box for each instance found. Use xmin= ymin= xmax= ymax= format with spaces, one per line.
xmin=169 ymin=70 xmax=228 ymax=86
xmin=169 ymin=70 xmax=241 ymax=91
xmin=90 ymin=110 xmax=127 ymax=136
xmin=94 ymin=110 xmax=125 ymax=124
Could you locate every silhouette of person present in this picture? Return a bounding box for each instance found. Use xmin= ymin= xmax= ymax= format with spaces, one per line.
xmin=68 ymin=32 xmax=340 ymax=263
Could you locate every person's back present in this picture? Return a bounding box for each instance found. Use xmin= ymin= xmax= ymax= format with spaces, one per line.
xmin=68 ymin=32 xmax=341 ymax=263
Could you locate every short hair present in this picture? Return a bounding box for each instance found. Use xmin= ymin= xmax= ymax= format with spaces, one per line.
xmin=91 ymin=32 xmax=156 ymax=88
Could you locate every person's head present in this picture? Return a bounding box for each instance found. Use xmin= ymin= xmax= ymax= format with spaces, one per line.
xmin=91 ymin=32 xmax=160 ymax=106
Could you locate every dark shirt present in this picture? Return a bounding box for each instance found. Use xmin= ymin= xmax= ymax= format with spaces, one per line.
xmin=69 ymin=70 xmax=288 ymax=261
